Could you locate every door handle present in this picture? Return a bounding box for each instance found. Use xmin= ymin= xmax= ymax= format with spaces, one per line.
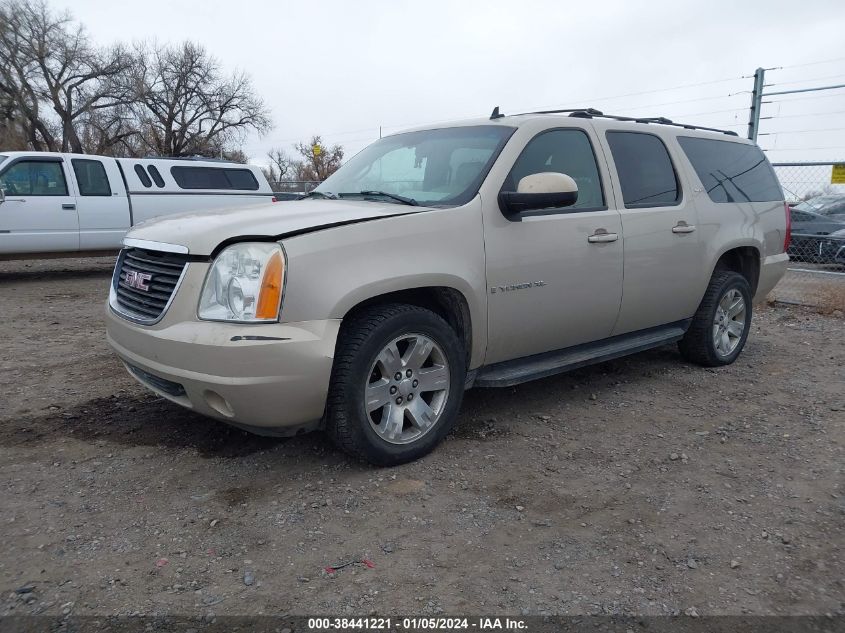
xmin=672 ymin=222 xmax=696 ymax=234
xmin=62 ymin=203 xmax=76 ymax=210
xmin=587 ymin=229 xmax=619 ymax=243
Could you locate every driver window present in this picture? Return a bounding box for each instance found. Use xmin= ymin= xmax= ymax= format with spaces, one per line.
xmin=502 ymin=129 xmax=605 ymax=211
xmin=0 ymin=160 xmax=69 ymax=196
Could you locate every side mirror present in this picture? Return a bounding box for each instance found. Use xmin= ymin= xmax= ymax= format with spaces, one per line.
xmin=0 ymin=187 xmax=5 ymax=205
xmin=498 ymin=172 xmax=578 ymax=216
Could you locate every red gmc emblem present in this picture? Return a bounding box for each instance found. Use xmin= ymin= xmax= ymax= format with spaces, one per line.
xmin=125 ymin=270 xmax=152 ymax=291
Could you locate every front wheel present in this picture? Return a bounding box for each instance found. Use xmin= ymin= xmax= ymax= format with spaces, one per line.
xmin=678 ymin=270 xmax=752 ymax=367
xmin=326 ymin=303 xmax=466 ymax=465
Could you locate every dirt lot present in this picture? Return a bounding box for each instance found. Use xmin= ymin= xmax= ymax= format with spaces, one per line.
xmin=1 ymin=257 xmax=843 ymax=618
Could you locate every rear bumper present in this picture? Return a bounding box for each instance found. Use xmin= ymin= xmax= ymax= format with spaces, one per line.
xmin=755 ymin=252 xmax=790 ymax=301
xmin=106 ymin=305 xmax=340 ymax=434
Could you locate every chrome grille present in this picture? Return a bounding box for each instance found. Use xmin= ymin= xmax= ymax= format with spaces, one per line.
xmin=112 ymin=248 xmax=189 ymax=322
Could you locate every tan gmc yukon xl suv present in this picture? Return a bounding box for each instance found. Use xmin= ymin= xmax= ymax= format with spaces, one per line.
xmin=106 ymin=108 xmax=790 ymax=465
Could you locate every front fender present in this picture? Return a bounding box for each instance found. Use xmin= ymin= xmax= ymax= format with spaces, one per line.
xmin=279 ymin=199 xmax=488 ymax=367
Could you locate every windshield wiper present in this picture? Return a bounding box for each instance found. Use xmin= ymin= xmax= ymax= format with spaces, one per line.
xmin=302 ymin=190 xmax=338 ymax=200
xmin=342 ymin=190 xmax=418 ymax=206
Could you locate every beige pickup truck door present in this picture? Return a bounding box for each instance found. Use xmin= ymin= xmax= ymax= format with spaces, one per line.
xmin=599 ymin=130 xmax=706 ymax=336
xmin=483 ymin=127 xmax=624 ymax=365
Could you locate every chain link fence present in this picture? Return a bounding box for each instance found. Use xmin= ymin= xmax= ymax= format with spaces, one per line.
xmin=770 ymin=161 xmax=845 ymax=312
xmin=269 ymin=180 xmax=321 ymax=195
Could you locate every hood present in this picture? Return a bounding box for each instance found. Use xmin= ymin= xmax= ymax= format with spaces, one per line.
xmin=125 ymin=199 xmax=424 ymax=255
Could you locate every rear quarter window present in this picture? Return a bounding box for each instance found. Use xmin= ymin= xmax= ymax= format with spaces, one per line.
xmin=170 ymin=166 xmax=259 ymax=191
xmin=677 ymin=136 xmax=782 ymax=203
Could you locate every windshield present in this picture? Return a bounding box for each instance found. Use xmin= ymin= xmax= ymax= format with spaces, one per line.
xmin=315 ymin=125 xmax=515 ymax=207
xmin=793 ymin=195 xmax=845 ymax=215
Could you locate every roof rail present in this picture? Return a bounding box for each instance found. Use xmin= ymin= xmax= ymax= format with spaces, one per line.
xmin=566 ymin=109 xmax=738 ymax=136
xmin=510 ymin=107 xmax=737 ymax=136
xmin=139 ymin=155 xmax=240 ymax=163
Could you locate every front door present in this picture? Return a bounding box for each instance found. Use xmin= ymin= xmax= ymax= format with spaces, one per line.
xmin=484 ymin=127 xmax=624 ymax=364
xmin=0 ymin=157 xmax=79 ymax=255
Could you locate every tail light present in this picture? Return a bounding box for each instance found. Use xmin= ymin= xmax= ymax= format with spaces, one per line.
xmin=783 ymin=202 xmax=792 ymax=252
xmin=271 ymin=196 xmax=279 ymax=203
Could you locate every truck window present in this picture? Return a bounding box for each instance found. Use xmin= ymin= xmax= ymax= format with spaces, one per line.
xmin=606 ymin=131 xmax=680 ymax=208
xmin=72 ymin=159 xmax=112 ymax=196
xmin=502 ymin=129 xmax=605 ymax=211
xmin=0 ymin=160 xmax=68 ymax=196
xmin=170 ymin=166 xmax=259 ymax=191
xmin=134 ymin=165 xmax=153 ymax=188
xmin=677 ymin=136 xmax=782 ymax=203
xmin=147 ymin=165 xmax=166 ymax=188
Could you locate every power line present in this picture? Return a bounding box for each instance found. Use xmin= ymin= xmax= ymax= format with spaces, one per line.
xmin=510 ymin=75 xmax=745 ymax=112
xmin=621 ymin=93 xmax=743 ymax=112
xmin=759 ymin=127 xmax=845 ymax=135
xmin=764 ymin=91 xmax=845 ymax=104
xmin=773 ymin=56 xmax=845 ymax=71
xmin=769 ymin=109 xmax=845 ymax=119
xmin=767 ymin=73 xmax=845 ymax=88
xmin=259 ymin=74 xmax=749 ymax=149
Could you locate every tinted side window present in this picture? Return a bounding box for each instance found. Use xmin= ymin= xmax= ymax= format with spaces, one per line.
xmin=224 ymin=169 xmax=260 ymax=191
xmin=0 ymin=160 xmax=68 ymax=196
xmin=790 ymin=210 xmax=812 ymax=222
xmin=72 ymin=159 xmax=112 ymax=196
xmin=606 ymin=131 xmax=680 ymax=207
xmin=147 ymin=165 xmax=165 ymax=188
xmin=134 ymin=164 xmax=152 ymax=188
xmin=677 ymin=136 xmax=782 ymax=203
xmin=170 ymin=166 xmax=259 ymax=191
xmin=503 ymin=129 xmax=605 ymax=211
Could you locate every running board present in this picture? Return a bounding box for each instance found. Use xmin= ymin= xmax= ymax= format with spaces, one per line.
xmin=474 ymin=321 xmax=689 ymax=388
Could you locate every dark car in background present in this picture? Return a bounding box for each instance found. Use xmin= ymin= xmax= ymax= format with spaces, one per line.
xmin=788 ymin=202 xmax=845 ymax=265
xmin=791 ymin=194 xmax=845 ymax=220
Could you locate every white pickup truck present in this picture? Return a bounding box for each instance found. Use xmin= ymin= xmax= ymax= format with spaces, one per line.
xmin=0 ymin=152 xmax=274 ymax=259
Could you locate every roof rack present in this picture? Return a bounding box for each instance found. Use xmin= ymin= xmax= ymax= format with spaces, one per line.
xmin=140 ymin=156 xmax=240 ymax=163
xmin=510 ymin=107 xmax=738 ymax=136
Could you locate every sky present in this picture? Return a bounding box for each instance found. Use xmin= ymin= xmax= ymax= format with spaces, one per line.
xmin=59 ymin=0 xmax=845 ymax=167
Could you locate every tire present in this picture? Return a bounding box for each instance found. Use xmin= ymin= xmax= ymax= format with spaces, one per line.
xmin=678 ymin=270 xmax=753 ymax=367
xmin=325 ymin=303 xmax=466 ymax=466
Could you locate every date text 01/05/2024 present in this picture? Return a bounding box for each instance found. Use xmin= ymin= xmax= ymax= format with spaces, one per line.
xmin=307 ymin=617 xmax=528 ymax=630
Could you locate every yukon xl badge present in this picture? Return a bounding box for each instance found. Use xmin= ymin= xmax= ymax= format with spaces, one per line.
xmin=490 ymin=280 xmax=546 ymax=294
xmin=125 ymin=270 xmax=152 ymax=292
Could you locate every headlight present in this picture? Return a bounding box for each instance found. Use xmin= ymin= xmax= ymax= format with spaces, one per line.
xmin=198 ymin=242 xmax=285 ymax=322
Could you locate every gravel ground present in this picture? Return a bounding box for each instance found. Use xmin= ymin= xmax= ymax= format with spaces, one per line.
xmin=0 ymin=257 xmax=843 ymax=618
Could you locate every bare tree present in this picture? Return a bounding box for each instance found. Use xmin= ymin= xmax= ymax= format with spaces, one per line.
xmin=130 ymin=41 xmax=271 ymax=157
xmin=0 ymin=0 xmax=134 ymax=152
xmin=292 ymin=136 xmax=344 ymax=181
xmin=0 ymin=1 xmax=57 ymax=150
xmin=263 ymin=147 xmax=293 ymax=183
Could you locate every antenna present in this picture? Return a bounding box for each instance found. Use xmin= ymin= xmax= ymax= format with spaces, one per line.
xmin=490 ymin=106 xmax=505 ymax=120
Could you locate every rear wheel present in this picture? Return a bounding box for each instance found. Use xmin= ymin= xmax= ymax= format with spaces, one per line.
xmin=326 ymin=303 xmax=466 ymax=465
xmin=678 ymin=270 xmax=752 ymax=367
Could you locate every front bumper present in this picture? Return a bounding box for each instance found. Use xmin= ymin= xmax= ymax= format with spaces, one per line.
xmin=106 ymin=305 xmax=341 ymax=434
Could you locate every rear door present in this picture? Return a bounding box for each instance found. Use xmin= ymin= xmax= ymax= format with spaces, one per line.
xmin=71 ymin=157 xmax=130 ymax=250
xmin=483 ymin=126 xmax=624 ymax=364
xmin=600 ymin=130 xmax=706 ymax=335
xmin=0 ymin=157 xmax=79 ymax=255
